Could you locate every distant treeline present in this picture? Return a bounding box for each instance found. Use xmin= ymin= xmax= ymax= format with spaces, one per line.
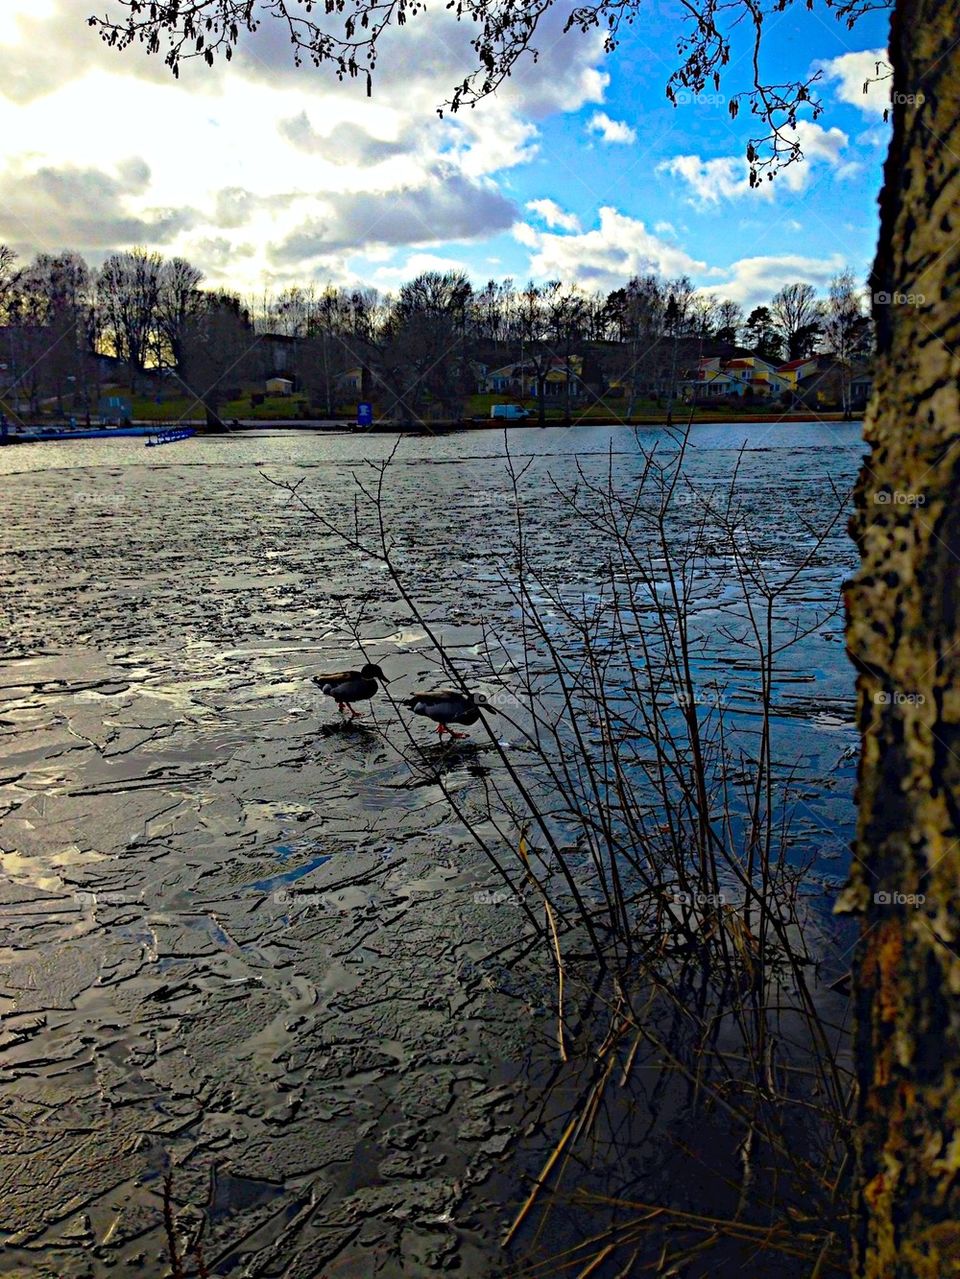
xmin=0 ymin=245 xmax=873 ymax=423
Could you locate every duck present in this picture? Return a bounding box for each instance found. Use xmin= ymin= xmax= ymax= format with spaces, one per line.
xmin=403 ymin=689 xmax=496 ymax=739
xmin=312 ymin=663 xmax=389 ymax=717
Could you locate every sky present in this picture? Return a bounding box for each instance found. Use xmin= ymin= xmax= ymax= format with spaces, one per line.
xmin=0 ymin=0 xmax=892 ymax=308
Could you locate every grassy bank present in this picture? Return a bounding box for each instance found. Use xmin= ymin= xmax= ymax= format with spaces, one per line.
xmin=115 ymin=389 xmax=861 ymax=426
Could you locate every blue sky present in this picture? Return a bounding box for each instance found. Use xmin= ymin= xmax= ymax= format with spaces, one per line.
xmin=452 ymin=1 xmax=892 ymax=304
xmin=0 ymin=0 xmax=891 ymax=308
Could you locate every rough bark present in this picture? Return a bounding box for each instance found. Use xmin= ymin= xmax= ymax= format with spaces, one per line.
xmin=842 ymin=2 xmax=960 ymax=1275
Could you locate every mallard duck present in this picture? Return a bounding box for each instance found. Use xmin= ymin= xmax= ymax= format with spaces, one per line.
xmin=403 ymin=689 xmax=496 ymax=739
xmin=312 ymin=663 xmax=389 ymax=717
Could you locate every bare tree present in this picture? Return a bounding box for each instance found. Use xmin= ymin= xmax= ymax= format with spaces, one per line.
xmin=596 ymin=273 xmax=668 ymax=417
xmin=771 ymin=282 xmax=823 ymax=361
xmin=688 ymin=292 xmax=719 ymax=338
xmin=510 ymin=282 xmax=557 ymax=426
xmin=0 ymin=245 xmax=20 ymax=322
xmin=267 ymin=285 xmax=317 ymax=338
xmin=179 ymin=290 xmax=256 ymax=427
xmin=157 ymin=257 xmax=204 ymax=374
xmin=470 ymin=277 xmax=514 ymax=348
xmin=376 ymin=271 xmax=474 ymax=423
xmin=97 ymin=248 xmax=163 ymax=390
xmin=35 ymin=253 xmax=92 ymax=414
xmin=2 ymin=253 xmax=92 ymax=416
xmin=545 ymin=280 xmax=590 ymax=421
xmin=714 ymin=299 xmax=744 ymax=345
xmin=662 ymin=276 xmax=697 ymax=420
xmin=822 ymin=269 xmax=871 ymax=418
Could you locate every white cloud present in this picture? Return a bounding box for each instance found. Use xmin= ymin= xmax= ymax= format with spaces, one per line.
xmin=0 ymin=0 xmax=609 ymax=290
xmin=817 ymin=49 xmax=891 ymax=118
xmin=193 ymin=236 xmax=256 ymax=269
xmin=703 ymin=252 xmax=848 ymax=309
xmin=587 ymin=111 xmax=637 ymax=144
xmin=856 ymin=125 xmax=890 ymax=149
xmin=658 ymin=154 xmax=753 ymax=205
xmin=0 ymin=0 xmax=216 ymax=105
xmin=268 ymin=170 xmax=517 ymax=263
xmin=515 ymin=207 xmax=706 ymax=290
xmin=370 ymin=252 xmax=475 ymax=290
xmin=512 ymin=221 xmax=541 ymax=250
xmin=0 ymin=156 xmax=195 ymax=257
xmin=525 ymin=199 xmax=581 ymax=232
xmin=659 ymin=121 xmax=851 ymax=205
xmin=793 ymin=120 xmax=849 ymax=170
xmin=451 ymin=106 xmax=541 ymax=178
xmin=511 ymin=210 xmax=855 ymax=313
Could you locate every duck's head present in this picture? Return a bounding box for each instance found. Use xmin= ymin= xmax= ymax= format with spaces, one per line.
xmin=360 ymin=663 xmax=389 ymax=683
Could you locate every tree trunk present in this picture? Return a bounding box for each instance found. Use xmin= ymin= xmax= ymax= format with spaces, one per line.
xmin=625 ymin=339 xmax=638 ymax=419
xmin=842 ymin=3 xmax=960 ymax=1275
xmin=666 ymin=333 xmax=680 ymax=426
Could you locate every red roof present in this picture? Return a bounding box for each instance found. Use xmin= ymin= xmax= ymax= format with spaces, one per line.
xmin=778 ymin=358 xmax=814 ymax=371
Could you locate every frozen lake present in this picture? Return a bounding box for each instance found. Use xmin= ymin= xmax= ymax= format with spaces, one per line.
xmin=0 ymin=421 xmax=863 ymax=1276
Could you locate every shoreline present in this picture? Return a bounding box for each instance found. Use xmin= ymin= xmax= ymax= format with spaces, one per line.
xmin=1 ymin=411 xmax=864 ymax=444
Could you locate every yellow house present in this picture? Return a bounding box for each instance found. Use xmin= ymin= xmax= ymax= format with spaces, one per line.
xmin=682 ymin=357 xmax=740 ymax=397
xmin=723 ymin=357 xmax=791 ymax=396
xmin=776 ymin=357 xmax=819 ymax=391
xmin=541 ymin=356 xmax=587 ymax=398
xmin=266 ymin=377 xmax=294 ymax=396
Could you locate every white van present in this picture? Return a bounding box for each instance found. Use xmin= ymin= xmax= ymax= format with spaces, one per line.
xmin=490 ymin=404 xmax=530 ymax=420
